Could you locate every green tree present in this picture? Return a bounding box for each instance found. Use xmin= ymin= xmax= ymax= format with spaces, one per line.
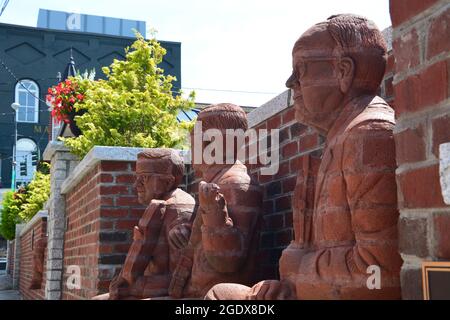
xmin=0 ymin=189 xmax=27 ymax=240
xmin=63 ymin=32 xmax=195 ymax=158
xmin=20 ymin=162 xmax=51 ymax=221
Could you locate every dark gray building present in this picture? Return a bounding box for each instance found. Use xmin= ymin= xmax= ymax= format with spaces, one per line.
xmin=0 ymin=22 xmax=181 ymax=188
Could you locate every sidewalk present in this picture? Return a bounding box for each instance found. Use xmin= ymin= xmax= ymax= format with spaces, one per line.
xmin=0 ymin=275 xmax=22 ymax=300
xmin=0 ymin=290 xmax=21 ymax=300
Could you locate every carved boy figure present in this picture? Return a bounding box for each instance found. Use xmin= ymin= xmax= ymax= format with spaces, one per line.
xmin=93 ymin=149 xmax=195 ymax=300
xmin=168 ymin=103 xmax=263 ymax=299
xmin=207 ymin=14 xmax=402 ymax=300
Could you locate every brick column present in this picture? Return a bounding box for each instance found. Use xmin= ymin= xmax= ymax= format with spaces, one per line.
xmin=390 ymin=0 xmax=450 ymax=299
xmin=12 ymin=224 xmax=25 ymax=289
xmin=43 ymin=142 xmax=79 ymax=300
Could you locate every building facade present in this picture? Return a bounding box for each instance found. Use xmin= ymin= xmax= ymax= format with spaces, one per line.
xmin=0 ymin=22 xmax=181 ymax=188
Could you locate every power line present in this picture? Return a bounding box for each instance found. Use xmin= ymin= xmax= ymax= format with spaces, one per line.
xmin=0 ymin=0 xmax=10 ymax=17
xmin=0 ymin=55 xmax=49 ymax=105
xmin=182 ymin=86 xmax=278 ymax=95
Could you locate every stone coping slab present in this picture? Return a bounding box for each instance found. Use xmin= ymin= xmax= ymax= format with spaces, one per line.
xmin=43 ymin=141 xmax=69 ymax=161
xmin=20 ymin=210 xmax=48 ymax=237
xmin=61 ymin=146 xmax=145 ymax=195
xmin=247 ymin=90 xmax=292 ymax=128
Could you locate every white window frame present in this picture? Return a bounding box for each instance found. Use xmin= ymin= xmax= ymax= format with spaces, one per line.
xmin=15 ymin=80 xmax=39 ymax=123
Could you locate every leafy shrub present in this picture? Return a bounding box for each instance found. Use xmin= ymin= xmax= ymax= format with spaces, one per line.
xmin=20 ymin=162 xmax=51 ymax=221
xmin=0 ymin=189 xmax=27 ymax=240
xmin=62 ymin=32 xmax=195 ymax=158
xmin=0 ymin=163 xmax=51 ymax=240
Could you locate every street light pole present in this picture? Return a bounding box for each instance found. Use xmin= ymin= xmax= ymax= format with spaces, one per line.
xmin=11 ymin=102 xmax=19 ymax=191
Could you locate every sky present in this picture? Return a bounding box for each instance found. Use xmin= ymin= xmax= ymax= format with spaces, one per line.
xmin=0 ymin=0 xmax=392 ymax=107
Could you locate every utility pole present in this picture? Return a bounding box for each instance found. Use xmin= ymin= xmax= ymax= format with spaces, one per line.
xmin=10 ymin=102 xmax=19 ymax=191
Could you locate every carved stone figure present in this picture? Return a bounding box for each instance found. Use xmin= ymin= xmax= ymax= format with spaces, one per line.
xmin=206 ymin=14 xmax=402 ymax=300
xmin=167 ymin=103 xmax=263 ymax=299
xmin=93 ymin=148 xmax=195 ymax=300
xmin=30 ymin=235 xmax=47 ymax=290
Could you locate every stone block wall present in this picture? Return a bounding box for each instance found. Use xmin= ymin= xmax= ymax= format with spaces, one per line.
xmin=390 ymin=0 xmax=450 ymax=300
xmin=61 ymin=147 xmax=146 ymax=299
xmin=7 ymin=240 xmax=15 ymax=276
xmin=18 ymin=213 xmax=48 ymax=300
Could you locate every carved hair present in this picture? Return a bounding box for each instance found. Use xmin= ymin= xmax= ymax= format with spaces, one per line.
xmin=137 ymin=148 xmax=184 ymax=187
xmin=197 ymin=103 xmax=248 ymax=131
xmin=326 ymin=14 xmax=387 ymax=93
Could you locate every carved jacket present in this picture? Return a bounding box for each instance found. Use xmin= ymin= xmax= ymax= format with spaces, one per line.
xmin=280 ymin=95 xmax=403 ymax=299
xmin=174 ymin=163 xmax=263 ymax=298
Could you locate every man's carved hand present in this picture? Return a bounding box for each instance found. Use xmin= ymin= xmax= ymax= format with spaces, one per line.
xmin=245 ymin=280 xmax=293 ymax=300
xmin=168 ymin=224 xmax=191 ymax=249
xmin=198 ymin=181 xmax=230 ymax=227
xmin=109 ymin=275 xmax=130 ymax=300
xmin=199 ymin=182 xmax=225 ymax=210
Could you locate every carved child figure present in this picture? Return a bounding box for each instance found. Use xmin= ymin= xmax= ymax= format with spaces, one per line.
xmin=93 ymin=148 xmax=195 ymax=300
xmin=168 ymin=103 xmax=263 ymax=299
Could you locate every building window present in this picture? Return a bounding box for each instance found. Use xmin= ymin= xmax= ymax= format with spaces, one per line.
xmin=15 ymin=80 xmax=39 ymax=123
xmin=15 ymin=138 xmax=37 ymax=185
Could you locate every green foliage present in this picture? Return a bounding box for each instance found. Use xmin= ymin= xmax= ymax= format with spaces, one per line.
xmin=0 ymin=163 xmax=51 ymax=240
xmin=62 ymin=32 xmax=195 ymax=158
xmin=20 ymin=163 xmax=51 ymax=221
xmin=0 ymin=189 xmax=27 ymax=240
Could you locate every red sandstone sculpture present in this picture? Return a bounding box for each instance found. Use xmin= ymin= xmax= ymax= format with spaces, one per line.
xmin=93 ymin=149 xmax=195 ymax=300
xmin=30 ymin=236 xmax=47 ymax=290
xmin=206 ymin=14 xmax=403 ymax=300
xmin=167 ymin=104 xmax=263 ymax=299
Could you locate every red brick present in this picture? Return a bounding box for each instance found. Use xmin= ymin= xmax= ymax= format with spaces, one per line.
xmin=389 ymin=0 xmax=439 ymax=27
xmin=282 ymin=107 xmax=295 ymax=124
xmin=394 ymin=60 xmax=448 ymax=115
xmin=395 ymin=125 xmax=427 ymax=164
xmin=282 ymin=141 xmax=298 ymax=158
xmin=299 ymin=133 xmax=319 ymax=152
xmin=101 ymin=161 xmax=129 ymax=172
xmin=432 ymin=115 xmax=450 ymax=157
xmin=433 ymin=212 xmax=450 ymax=259
xmin=384 ymin=76 xmax=394 ymax=98
xmin=101 ymin=208 xmax=129 ymax=218
xmin=99 ymin=173 xmax=113 ymax=183
xmin=116 ymin=174 xmax=135 ymax=184
xmin=116 ymin=196 xmax=140 ymax=207
xmin=275 ymin=229 xmax=293 ymax=247
xmin=275 ymin=196 xmax=291 ymax=212
xmin=267 ymin=115 xmax=281 ymax=130
xmin=398 ymin=165 xmax=447 ymax=208
xmin=386 ymin=53 xmax=395 ymax=75
xmin=265 ymin=214 xmax=284 ymax=229
xmin=100 ymin=185 xmax=129 ymax=195
xmin=115 ymin=219 xmax=138 ymax=230
xmin=273 ymin=161 xmax=290 ymax=180
xmin=427 ymin=8 xmax=450 ymax=60
xmin=392 ymin=29 xmax=420 ymax=73
xmin=282 ymin=175 xmax=297 ymax=193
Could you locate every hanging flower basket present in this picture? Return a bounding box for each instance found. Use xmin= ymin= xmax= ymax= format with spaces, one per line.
xmin=46 ymin=78 xmax=86 ymax=137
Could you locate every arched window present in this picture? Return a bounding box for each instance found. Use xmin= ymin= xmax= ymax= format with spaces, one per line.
xmin=15 ymin=80 xmax=39 ymax=123
xmin=15 ymin=138 xmax=37 ymax=183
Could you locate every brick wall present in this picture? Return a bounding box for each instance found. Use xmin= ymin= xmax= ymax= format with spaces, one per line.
xmin=19 ymin=216 xmax=47 ymax=300
xmin=390 ymin=0 xmax=450 ymax=300
xmin=63 ymin=160 xmax=145 ymax=300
